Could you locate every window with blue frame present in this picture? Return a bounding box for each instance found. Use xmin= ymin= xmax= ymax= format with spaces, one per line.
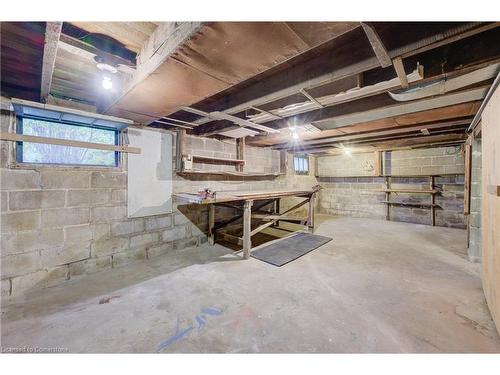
xmin=293 ymin=154 xmax=309 ymax=175
xmin=16 ymin=116 xmax=120 ymax=167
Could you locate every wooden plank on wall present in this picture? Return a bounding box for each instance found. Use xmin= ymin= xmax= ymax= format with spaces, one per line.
xmin=481 ymin=82 xmax=500 ymax=336
xmin=0 ymin=132 xmax=141 ymax=154
xmin=374 ymin=151 xmax=382 ymax=176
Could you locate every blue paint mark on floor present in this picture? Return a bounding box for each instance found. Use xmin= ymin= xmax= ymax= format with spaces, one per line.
xmin=156 ymin=307 xmax=223 ymax=352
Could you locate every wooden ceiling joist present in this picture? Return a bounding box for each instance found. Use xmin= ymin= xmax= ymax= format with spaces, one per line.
xmin=40 ymin=22 xmax=62 ymax=101
xmin=247 ymin=100 xmax=480 ymax=147
xmin=192 ymin=22 xmax=495 ymax=135
xmin=307 ymin=134 xmax=467 ymax=155
xmin=181 ymin=106 xmax=280 ymax=134
xmin=314 ymin=86 xmax=487 ymax=130
xmin=360 ymin=22 xmax=392 ymax=68
xmin=276 ymin=119 xmax=471 ymax=149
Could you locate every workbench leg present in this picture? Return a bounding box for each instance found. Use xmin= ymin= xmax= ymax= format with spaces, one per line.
xmin=272 ymin=198 xmax=280 ymax=228
xmin=308 ymin=193 xmax=316 ymax=233
xmin=208 ymin=204 xmax=215 ymax=245
xmin=242 ymin=200 xmax=253 ymax=259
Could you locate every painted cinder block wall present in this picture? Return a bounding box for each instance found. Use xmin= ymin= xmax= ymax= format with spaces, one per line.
xmin=317 ymin=147 xmax=466 ymax=228
xmin=1 ymin=105 xmax=305 ymax=297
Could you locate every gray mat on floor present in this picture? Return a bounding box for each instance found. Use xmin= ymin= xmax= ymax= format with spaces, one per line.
xmin=251 ymin=232 xmax=332 ymax=267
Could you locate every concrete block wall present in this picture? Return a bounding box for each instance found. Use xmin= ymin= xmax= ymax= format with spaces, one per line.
xmin=1 ymin=104 xmax=312 ymax=297
xmin=387 ymin=146 xmax=465 ymax=175
xmin=318 ymin=176 xmax=386 ymax=219
xmin=317 ymin=146 xmax=466 ymax=228
xmin=468 ymin=138 xmax=482 ymax=262
xmin=317 ymin=152 xmax=375 ymax=176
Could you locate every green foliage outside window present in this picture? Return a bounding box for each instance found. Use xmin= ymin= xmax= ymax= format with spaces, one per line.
xmin=19 ymin=117 xmax=117 ymax=166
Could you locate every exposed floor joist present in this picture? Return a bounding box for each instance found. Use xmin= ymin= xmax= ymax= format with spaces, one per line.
xmin=190 ymin=22 xmax=497 ymax=136
xmin=40 ymin=22 xmax=62 ymax=101
xmin=360 ymin=22 xmax=392 ymax=68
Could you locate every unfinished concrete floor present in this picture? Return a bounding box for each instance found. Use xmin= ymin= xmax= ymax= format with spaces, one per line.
xmin=1 ymin=215 xmax=499 ymax=353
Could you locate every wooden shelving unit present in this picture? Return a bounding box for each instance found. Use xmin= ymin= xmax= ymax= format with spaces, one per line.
xmin=380 ymin=175 xmax=441 ymax=226
xmin=175 ymin=130 xmax=284 ymax=179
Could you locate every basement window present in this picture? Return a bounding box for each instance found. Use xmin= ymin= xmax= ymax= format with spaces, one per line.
xmin=294 ymin=154 xmax=309 ymax=175
xmin=16 ymin=116 xmax=120 ymax=167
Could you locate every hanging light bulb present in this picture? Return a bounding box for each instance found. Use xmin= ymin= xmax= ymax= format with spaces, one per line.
xmin=102 ymin=76 xmax=113 ymax=90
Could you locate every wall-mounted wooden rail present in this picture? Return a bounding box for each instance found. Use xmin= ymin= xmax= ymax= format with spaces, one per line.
xmin=189 ymin=154 xmax=245 ymax=165
xmin=0 ymin=132 xmax=141 ymax=154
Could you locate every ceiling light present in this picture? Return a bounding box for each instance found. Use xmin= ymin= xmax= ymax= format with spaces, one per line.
xmin=292 ymin=132 xmax=299 ymax=140
xmin=102 ymin=76 xmax=113 ymax=90
xmin=344 ymin=147 xmax=352 ymax=155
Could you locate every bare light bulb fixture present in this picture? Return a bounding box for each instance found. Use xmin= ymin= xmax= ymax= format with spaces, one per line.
xmin=102 ymin=76 xmax=113 ymax=90
xmin=344 ymin=147 xmax=352 ymax=156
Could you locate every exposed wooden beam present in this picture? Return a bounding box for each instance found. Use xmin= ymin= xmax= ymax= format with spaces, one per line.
xmin=308 ymin=134 xmax=467 ymax=154
xmin=293 ymin=127 xmax=468 ymax=152
xmin=247 ymin=99 xmax=480 ymax=146
xmin=399 ymin=22 xmax=500 ymax=59
xmin=40 ymin=22 xmax=62 ymax=101
xmin=104 ymin=22 xmax=203 ymax=113
xmin=314 ymin=87 xmax=487 ymax=130
xmin=360 ymin=22 xmax=392 ymax=68
xmin=181 ymin=106 xmax=280 ymax=134
xmin=193 ymin=22 xmax=494 ymax=135
xmin=393 ymin=57 xmax=409 ymax=88
xmin=300 ymin=88 xmax=324 ymax=108
xmin=279 ymin=119 xmax=471 ymax=149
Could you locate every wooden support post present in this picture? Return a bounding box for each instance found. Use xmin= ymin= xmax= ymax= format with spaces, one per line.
xmin=176 ymin=129 xmax=186 ymax=172
xmin=236 ymin=137 xmax=245 ymax=172
xmin=280 ymin=150 xmax=288 ymax=174
xmin=393 ymin=57 xmax=409 ymax=88
xmin=242 ymin=200 xmax=253 ymax=259
xmin=385 ymin=176 xmax=391 ymax=221
xmin=430 ymin=176 xmax=436 ymax=226
xmin=272 ymin=198 xmax=280 ymax=227
xmin=464 ymin=139 xmax=472 ymax=215
xmin=208 ymin=204 xmax=215 ymax=245
xmin=308 ymin=193 xmax=316 ymax=233
xmin=374 ymin=151 xmax=382 ymax=176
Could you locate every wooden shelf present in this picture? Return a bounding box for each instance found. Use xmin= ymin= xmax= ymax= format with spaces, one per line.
xmin=316 ymin=173 xmax=464 ymax=178
xmin=178 ymin=170 xmax=283 ymax=178
xmin=381 ymin=201 xmax=441 ymax=208
xmin=189 ymin=154 xmax=245 ymax=164
xmin=377 ymin=189 xmax=439 ymax=194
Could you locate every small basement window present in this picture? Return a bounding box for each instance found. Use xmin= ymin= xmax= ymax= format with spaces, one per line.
xmin=294 ymin=154 xmax=309 ymax=175
xmin=16 ymin=116 xmax=119 ymax=167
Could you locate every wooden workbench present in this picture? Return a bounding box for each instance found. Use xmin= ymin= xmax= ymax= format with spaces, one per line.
xmin=173 ymin=188 xmax=319 ymax=259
